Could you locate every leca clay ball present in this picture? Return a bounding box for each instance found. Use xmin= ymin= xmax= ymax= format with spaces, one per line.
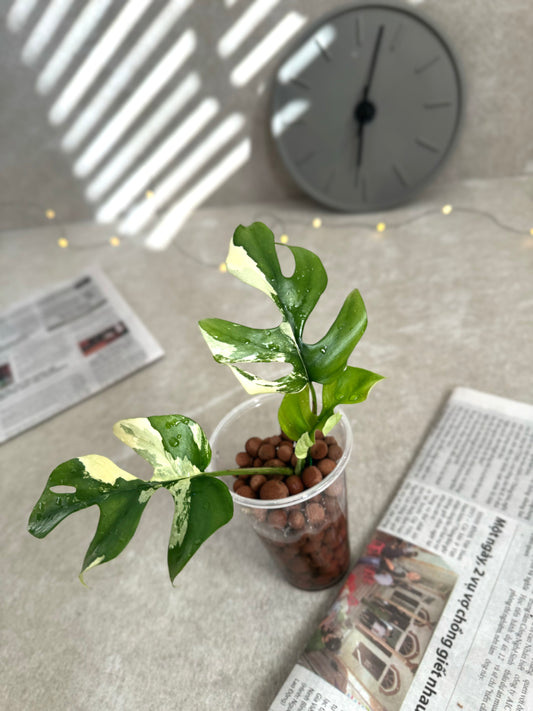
xmin=306 ymin=502 xmax=326 ymax=526
xmin=302 ymin=466 xmax=323 ymax=489
xmin=245 ymin=436 xmax=262 ymax=457
xmin=286 ymin=475 xmax=304 ymax=496
xmin=259 ymin=479 xmax=289 ymax=500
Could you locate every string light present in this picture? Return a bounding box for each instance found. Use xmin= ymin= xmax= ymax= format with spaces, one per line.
xmin=1 ymin=198 xmax=531 ymax=263
xmin=218 ymin=262 xmax=227 ymax=273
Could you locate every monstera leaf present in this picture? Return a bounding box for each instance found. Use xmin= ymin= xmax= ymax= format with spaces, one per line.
xmin=199 ymin=222 xmax=384 ymax=449
xmin=199 ymin=222 xmax=368 ymax=395
xmin=28 ymin=415 xmax=233 ymax=584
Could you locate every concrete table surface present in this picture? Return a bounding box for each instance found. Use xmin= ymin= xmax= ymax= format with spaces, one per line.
xmin=1 ymin=176 xmax=532 ymax=710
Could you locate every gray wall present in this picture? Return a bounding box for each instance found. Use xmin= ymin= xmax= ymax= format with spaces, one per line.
xmin=1 ymin=0 xmax=531 ymax=233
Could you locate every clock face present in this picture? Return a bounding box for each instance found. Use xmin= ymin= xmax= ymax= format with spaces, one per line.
xmin=270 ymin=3 xmax=462 ymax=212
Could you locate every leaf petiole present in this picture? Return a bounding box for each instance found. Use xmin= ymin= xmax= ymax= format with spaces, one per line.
xmin=309 ymin=381 xmax=318 ymax=415
xmin=205 ymin=466 xmax=294 ymax=478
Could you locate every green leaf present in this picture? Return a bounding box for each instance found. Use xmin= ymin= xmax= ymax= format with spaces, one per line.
xmin=199 ymin=222 xmax=367 ymax=394
xmin=198 ymin=320 xmax=307 ymax=395
xmin=301 ymin=289 xmax=368 ymax=384
xmin=112 ymin=415 xmax=211 ymax=481
xmin=227 ymin=222 xmax=327 ymax=339
xmin=28 ymin=455 xmax=155 ymax=581
xmin=28 ymin=417 xmax=234 ymax=583
xmin=322 ymin=366 xmax=385 ymax=414
xmin=147 ymin=415 xmax=211 ymax=473
xmin=278 ymin=386 xmax=318 ymax=441
xmin=320 ymin=412 xmax=342 ymax=436
xmin=168 ymin=476 xmax=233 ymax=583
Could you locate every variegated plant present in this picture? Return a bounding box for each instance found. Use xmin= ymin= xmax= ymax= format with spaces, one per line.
xmin=29 ymin=415 xmax=241 ymax=584
xmin=199 ymin=221 xmax=383 ymax=465
xmin=28 ymin=221 xmax=382 ymax=583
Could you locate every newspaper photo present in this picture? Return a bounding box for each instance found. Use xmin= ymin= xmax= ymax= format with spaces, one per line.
xmin=0 ymin=267 xmax=164 ymax=443
xmin=270 ymin=388 xmax=533 ymax=711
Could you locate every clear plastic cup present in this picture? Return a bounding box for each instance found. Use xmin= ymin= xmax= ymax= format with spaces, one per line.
xmin=210 ymin=394 xmax=352 ymax=590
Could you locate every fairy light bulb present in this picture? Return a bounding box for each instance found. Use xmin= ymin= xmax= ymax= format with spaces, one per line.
xmin=442 ymin=204 xmax=453 ymax=215
xmin=46 ymin=209 xmax=56 ymax=219
xmin=57 ymin=237 xmax=68 ymax=248
xmin=280 ymin=234 xmax=289 ymax=244
xmin=376 ymin=222 xmax=386 ymax=232
xmin=219 ymin=262 xmax=227 ymax=273
xmin=145 ymin=190 xmax=155 ymax=199
xmin=312 ymin=217 xmax=322 ymax=229
xmin=109 ymin=236 xmax=120 ymax=247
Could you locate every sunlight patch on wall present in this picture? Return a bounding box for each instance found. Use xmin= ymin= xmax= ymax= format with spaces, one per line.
xmin=6 ymin=0 xmax=309 ymax=249
xmin=61 ymin=0 xmax=194 ymax=151
xmin=230 ymin=11 xmax=306 ymax=86
xmin=276 ymin=24 xmax=337 ymax=84
xmin=36 ymin=0 xmax=115 ymax=94
xmin=119 ymin=113 xmax=246 ymax=236
xmin=145 ymin=139 xmax=252 ymax=250
xmin=271 ymin=99 xmax=311 ymax=138
xmin=86 ymin=72 xmax=201 ymax=202
xmin=73 ymin=29 xmax=197 ymax=177
xmin=21 ymin=0 xmax=74 ymax=65
xmin=6 ymin=0 xmax=39 ymax=33
xmin=49 ymin=0 xmax=154 ymax=125
xmin=218 ymin=0 xmax=280 ymax=59
xmin=95 ymin=97 xmax=220 ymax=222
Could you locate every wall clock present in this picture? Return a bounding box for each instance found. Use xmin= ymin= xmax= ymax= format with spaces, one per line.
xmin=270 ymin=2 xmax=462 ymax=212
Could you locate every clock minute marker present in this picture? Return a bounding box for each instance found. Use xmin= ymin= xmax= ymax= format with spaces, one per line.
xmin=296 ymin=149 xmax=316 ymax=165
xmin=281 ymin=117 xmax=307 ymax=134
xmin=355 ymin=166 xmax=367 ymax=201
xmin=354 ymin=17 xmax=362 ymax=48
xmin=323 ymin=167 xmax=336 ymax=194
xmin=414 ymin=56 xmax=440 ymax=74
xmin=315 ymin=37 xmax=331 ymax=61
xmin=361 ymin=176 xmax=367 ymax=203
xmin=415 ymin=137 xmax=440 ymax=153
xmin=290 ymin=77 xmax=310 ymax=90
xmin=389 ymin=23 xmax=403 ymax=52
xmin=392 ymin=163 xmax=408 ymax=186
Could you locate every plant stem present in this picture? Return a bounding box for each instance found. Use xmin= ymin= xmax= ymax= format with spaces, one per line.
xmin=309 ymin=381 xmax=318 ymax=415
xmin=205 ymin=466 xmax=294 ymax=478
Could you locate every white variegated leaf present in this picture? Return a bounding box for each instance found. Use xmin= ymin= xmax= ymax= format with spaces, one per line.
xmin=113 ymin=417 xmax=181 ymax=480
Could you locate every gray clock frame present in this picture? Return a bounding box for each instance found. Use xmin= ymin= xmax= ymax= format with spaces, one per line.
xmin=270 ymin=2 xmax=463 ymax=212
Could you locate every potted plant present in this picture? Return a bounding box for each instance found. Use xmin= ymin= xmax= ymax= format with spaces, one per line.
xmin=28 ymin=222 xmax=383 ymax=589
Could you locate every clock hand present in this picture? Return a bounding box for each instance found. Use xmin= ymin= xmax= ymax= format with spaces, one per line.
xmin=355 ymin=25 xmax=384 ymax=177
xmin=356 ymin=121 xmax=364 ymax=182
xmin=362 ymin=25 xmax=384 ymax=102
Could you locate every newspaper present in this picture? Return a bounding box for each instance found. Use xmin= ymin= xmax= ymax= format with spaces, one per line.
xmin=0 ymin=267 xmax=163 ymax=443
xmin=269 ymin=388 xmax=533 ymax=711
